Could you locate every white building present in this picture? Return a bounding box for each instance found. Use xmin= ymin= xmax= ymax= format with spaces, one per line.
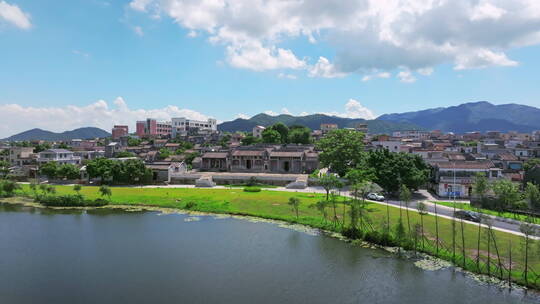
xmin=392 ymin=130 xmax=430 ymax=139
xmin=171 ymin=117 xmax=217 ymax=137
xmin=252 ymin=125 xmax=266 ymax=138
xmin=371 ymin=140 xmax=403 ymax=153
xmin=432 ymin=161 xmax=503 ymax=198
xmin=38 ymin=149 xmax=81 ymax=165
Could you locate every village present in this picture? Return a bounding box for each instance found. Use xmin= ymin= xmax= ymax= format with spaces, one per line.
xmin=1 ymin=116 xmax=540 ymax=198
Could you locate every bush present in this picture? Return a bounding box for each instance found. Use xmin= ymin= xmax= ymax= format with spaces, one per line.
xmin=37 ymin=194 xmax=109 ymax=207
xmin=185 ymin=201 xmax=197 ymax=209
xmin=243 ymin=186 xmax=261 ymax=192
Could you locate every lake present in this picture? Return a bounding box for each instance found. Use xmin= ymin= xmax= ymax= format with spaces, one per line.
xmin=0 ymin=202 xmax=537 ymax=304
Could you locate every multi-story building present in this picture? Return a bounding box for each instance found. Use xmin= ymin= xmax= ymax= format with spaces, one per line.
xmin=8 ymin=147 xmax=35 ymax=166
xmin=112 ymin=125 xmax=129 ymax=139
xmin=136 ymin=118 xmax=170 ymax=137
xmin=392 ymin=130 xmax=430 ymax=140
xmin=171 ymin=117 xmax=217 ymax=138
xmin=252 ymin=126 xmax=265 ymax=138
xmin=431 ymin=161 xmax=503 ymax=198
xmin=136 ymin=121 xmax=146 ymax=137
xmin=320 ymin=123 xmax=338 ymax=134
xmin=37 ymin=149 xmax=81 ymax=165
xmin=156 ymin=121 xmax=172 ymax=137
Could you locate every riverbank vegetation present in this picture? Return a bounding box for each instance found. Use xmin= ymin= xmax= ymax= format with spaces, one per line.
xmin=13 ymin=183 xmax=540 ymax=289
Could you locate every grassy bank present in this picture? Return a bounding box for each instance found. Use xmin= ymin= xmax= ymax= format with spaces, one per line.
xmin=435 ymin=201 xmax=538 ymax=223
xmin=16 ymin=184 xmax=540 ymax=288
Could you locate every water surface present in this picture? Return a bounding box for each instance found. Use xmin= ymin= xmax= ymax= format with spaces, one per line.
xmin=0 ymin=203 xmax=537 ymax=304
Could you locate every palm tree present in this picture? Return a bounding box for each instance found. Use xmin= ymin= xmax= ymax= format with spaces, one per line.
xmin=399 ymin=185 xmax=412 ymax=235
xmin=416 ymin=202 xmax=427 ymax=250
xmin=99 ymin=185 xmax=112 ymax=202
xmin=73 ymin=184 xmax=82 ymax=195
xmin=288 ymin=197 xmax=301 ymax=219
xmin=519 ymin=221 xmax=538 ymax=286
xmin=311 ymin=200 xmax=328 ymax=224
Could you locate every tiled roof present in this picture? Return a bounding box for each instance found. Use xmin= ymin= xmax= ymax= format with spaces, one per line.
xmin=435 ymin=161 xmax=495 ymax=170
xmin=202 ymin=152 xmax=228 ymax=159
xmin=232 ymin=150 xmax=264 ymax=157
xmin=270 ymin=151 xmax=304 ymax=158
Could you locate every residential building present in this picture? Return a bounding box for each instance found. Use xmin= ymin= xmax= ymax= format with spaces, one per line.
xmin=320 ymin=123 xmax=338 ymax=134
xmin=252 ymin=125 xmax=266 ymax=138
xmin=112 ymin=125 xmax=129 ymax=139
xmin=392 ymin=130 xmax=430 ymax=140
xmin=8 ymin=147 xmax=35 ymax=166
xmin=136 ymin=121 xmax=146 ymax=137
xmin=157 ymin=121 xmax=172 ymax=137
xmin=431 ymin=161 xmax=502 ymax=198
xmin=38 ymin=149 xmax=81 ymax=165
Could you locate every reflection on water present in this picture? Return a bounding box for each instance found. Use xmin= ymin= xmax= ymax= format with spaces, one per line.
xmin=0 ymin=202 xmax=538 ymax=304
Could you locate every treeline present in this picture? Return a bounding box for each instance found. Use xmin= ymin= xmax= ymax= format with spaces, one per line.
xmin=40 ymin=162 xmax=80 ymax=180
xmin=86 ymin=158 xmax=152 ymax=185
xmin=242 ymin=123 xmax=312 ymax=145
xmin=472 ymin=173 xmax=540 ymax=213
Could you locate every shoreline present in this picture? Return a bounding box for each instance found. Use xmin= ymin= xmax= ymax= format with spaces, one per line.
xmin=1 ymin=196 xmax=537 ymax=295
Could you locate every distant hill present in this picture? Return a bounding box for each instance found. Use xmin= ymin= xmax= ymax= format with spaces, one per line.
xmin=378 ymin=101 xmax=540 ymax=133
xmin=218 ymin=113 xmax=422 ymax=134
xmin=3 ymin=127 xmax=111 ymax=141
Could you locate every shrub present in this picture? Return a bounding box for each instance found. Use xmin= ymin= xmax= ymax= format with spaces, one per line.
xmin=185 ymin=201 xmax=197 ymax=209
xmin=37 ymin=194 xmax=109 ymax=207
xmin=243 ymin=186 xmax=261 ymax=192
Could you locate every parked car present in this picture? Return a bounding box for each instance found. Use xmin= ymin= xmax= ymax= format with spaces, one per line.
xmin=453 ymin=210 xmax=481 ymax=223
xmin=367 ymin=193 xmax=385 ymax=201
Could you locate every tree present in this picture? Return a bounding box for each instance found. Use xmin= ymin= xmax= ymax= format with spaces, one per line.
xmin=158 ymin=148 xmax=171 ymax=160
xmin=319 ymin=174 xmax=342 ymax=201
xmin=86 ymin=158 xmax=115 ymax=183
xmin=524 ymin=158 xmax=540 ymax=172
xmin=289 ymin=127 xmax=311 ymax=144
xmin=269 ymin=122 xmax=289 ymax=144
xmin=127 ymin=137 xmax=142 ymax=147
xmin=115 ymin=151 xmax=135 ymax=158
xmin=416 ymin=201 xmax=427 ymax=249
xmin=57 ymin=164 xmax=80 ymax=180
xmin=519 ymin=222 xmax=538 ymax=285
xmin=40 ymin=162 xmax=59 ymax=179
xmin=73 ymin=184 xmax=82 ymax=195
xmin=0 ymin=180 xmax=20 ymax=197
xmin=472 ymin=172 xmax=490 ymax=203
xmin=366 ymin=150 xmax=429 ymax=195
xmin=524 ymin=182 xmax=540 ymax=210
xmin=492 ymin=179 xmax=521 ymax=211
xmin=0 ymin=160 xmax=10 ymax=178
xmin=311 ymin=200 xmax=328 ymax=223
xmin=29 ymin=181 xmax=38 ymax=197
xmin=316 ymin=129 xmax=366 ymax=177
xmin=288 ymin=197 xmax=301 ymax=219
xmin=241 ymin=135 xmax=261 ymax=146
xmin=261 ymin=129 xmax=281 ymax=144
xmin=99 ymin=185 xmax=112 ymax=201
xmin=399 ymin=184 xmax=412 ymax=235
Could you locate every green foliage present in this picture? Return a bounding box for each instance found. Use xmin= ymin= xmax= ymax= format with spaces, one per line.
xmin=288 ymin=126 xmax=311 ymax=144
xmin=316 ymin=129 xmax=365 ymax=177
xmin=524 ymin=159 xmax=540 ymax=172
xmin=73 ymin=184 xmax=82 ymax=194
xmin=399 ymin=184 xmax=412 ymax=203
xmin=184 ymin=152 xmax=199 ymax=166
xmin=39 ymin=162 xmax=59 ymax=179
xmin=37 ymin=194 xmax=108 ymax=207
xmin=261 ymin=129 xmax=281 ymax=144
xmin=0 ymin=160 xmax=10 ymax=178
xmin=127 ymin=137 xmax=142 ymax=147
xmin=86 ymin=158 xmax=151 ymax=185
xmin=243 ymin=186 xmax=261 ymax=192
xmin=270 ymin=122 xmax=289 ymax=143
xmin=288 ymin=197 xmax=301 ymax=219
xmin=33 ymin=143 xmax=51 ymax=153
xmin=492 ymin=179 xmax=522 ymax=210
xmin=366 ymin=149 xmax=429 ymax=194
xmin=86 ymin=158 xmax=115 ymax=182
xmin=115 ymin=151 xmax=136 ymax=158
xmin=524 ymin=182 xmax=540 ymax=211
xmin=99 ymin=185 xmax=112 ymax=201
xmin=472 ymin=172 xmax=490 ymax=201
xmin=241 ymin=135 xmax=261 ymax=146
xmin=0 ymin=180 xmax=20 ymax=197
xmin=185 ymin=201 xmax=197 ymax=209
xmin=158 ymin=148 xmax=171 ymax=159
xmin=57 ymin=164 xmax=80 ymax=180
xmin=318 ymin=173 xmax=343 ymax=200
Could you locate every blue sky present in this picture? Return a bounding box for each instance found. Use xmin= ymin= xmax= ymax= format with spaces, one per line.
xmin=1 ymin=0 xmax=540 ymax=136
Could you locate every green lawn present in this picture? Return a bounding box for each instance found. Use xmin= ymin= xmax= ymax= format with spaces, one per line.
xmin=434 ymin=201 xmax=538 ymax=224
xmin=17 ymin=184 xmax=540 ymax=287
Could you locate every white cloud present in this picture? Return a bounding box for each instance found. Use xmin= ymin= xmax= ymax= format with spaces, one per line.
xmin=397 ymin=70 xmax=417 ymax=83
xmin=361 ymin=71 xmax=391 ymax=82
xmin=263 ymin=110 xmax=279 ymax=116
xmin=281 ymin=108 xmax=292 ymax=115
xmin=129 ymin=0 xmax=540 ymax=77
xmin=417 ymin=67 xmax=434 ymax=76
xmin=0 ymin=1 xmax=31 ymax=29
xmin=309 ymin=57 xmax=347 ymax=78
xmin=72 ymin=50 xmax=90 ymax=59
xmin=278 ymin=73 xmax=297 ymax=79
xmin=236 ymin=113 xmax=250 ymax=119
xmin=133 ymin=25 xmax=144 ymax=36
xmin=0 ymin=98 xmax=210 ymax=138
xmin=324 ymin=99 xmax=376 ymax=119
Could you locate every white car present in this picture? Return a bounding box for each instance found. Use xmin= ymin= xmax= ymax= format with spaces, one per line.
xmin=367 ymin=193 xmax=385 ymax=201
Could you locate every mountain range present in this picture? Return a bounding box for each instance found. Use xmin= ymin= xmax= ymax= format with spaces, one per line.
xmin=378 ymin=101 xmax=540 ymax=133
xmin=3 ymin=127 xmax=111 ymax=142
xmin=218 ymin=113 xmax=423 ymax=134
